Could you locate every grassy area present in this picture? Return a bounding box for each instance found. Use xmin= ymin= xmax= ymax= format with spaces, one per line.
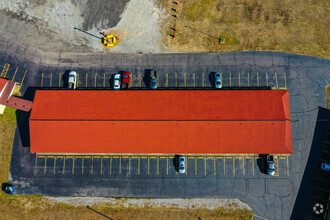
xmin=0 ymin=107 xmax=252 ymax=219
xmin=159 ymin=0 xmax=329 ymax=59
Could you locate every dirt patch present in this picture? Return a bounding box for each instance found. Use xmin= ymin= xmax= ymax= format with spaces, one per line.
xmin=159 ymin=0 xmax=330 ymax=58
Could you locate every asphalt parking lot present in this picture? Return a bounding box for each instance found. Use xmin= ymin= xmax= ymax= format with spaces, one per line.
xmin=1 ymin=61 xmax=288 ymax=91
xmin=2 ymin=51 xmax=329 ymax=220
xmin=34 ymin=154 xmax=290 ymax=178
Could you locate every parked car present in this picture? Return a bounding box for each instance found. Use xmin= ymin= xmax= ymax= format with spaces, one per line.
xmin=150 ymin=70 xmax=157 ymax=89
xmin=178 ymin=156 xmax=186 ymax=174
xmin=267 ymin=155 xmax=275 ymax=176
xmin=113 ymin=73 xmax=121 ymax=90
xmin=321 ymin=163 xmax=330 ymax=171
xmin=68 ymin=71 xmax=77 ymax=89
xmin=122 ymin=72 xmax=130 ymax=89
xmin=214 ymin=72 xmax=222 ymax=89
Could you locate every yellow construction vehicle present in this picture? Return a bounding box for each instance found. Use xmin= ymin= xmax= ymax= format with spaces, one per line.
xmin=102 ymin=32 xmax=118 ymax=47
xmin=73 ymin=28 xmax=118 ymax=48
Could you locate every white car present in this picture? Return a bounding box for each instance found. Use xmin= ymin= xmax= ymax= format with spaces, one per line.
xmin=113 ymin=73 xmax=121 ymax=90
xmin=178 ymin=156 xmax=185 ymax=174
xmin=68 ymin=71 xmax=77 ymax=89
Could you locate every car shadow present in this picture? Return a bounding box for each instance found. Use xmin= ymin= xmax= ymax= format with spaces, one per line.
xmin=209 ymin=72 xmax=215 ymax=88
xmin=172 ymin=154 xmax=181 ymax=172
xmin=256 ymin=154 xmax=268 ymax=174
xmin=143 ymin=69 xmax=152 ymax=88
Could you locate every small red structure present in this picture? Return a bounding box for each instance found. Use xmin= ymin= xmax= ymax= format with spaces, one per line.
xmin=0 ymin=78 xmax=32 ymax=113
xmin=29 ymin=90 xmax=292 ymax=155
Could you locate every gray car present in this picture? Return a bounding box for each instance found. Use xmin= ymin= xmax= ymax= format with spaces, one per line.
xmin=214 ymin=72 xmax=222 ymax=89
xmin=178 ymin=156 xmax=185 ymax=174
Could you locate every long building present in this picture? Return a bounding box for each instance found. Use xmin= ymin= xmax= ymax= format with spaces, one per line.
xmin=29 ymin=90 xmax=293 ymax=154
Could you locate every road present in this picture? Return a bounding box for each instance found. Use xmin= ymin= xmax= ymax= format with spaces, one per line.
xmin=1 ymin=38 xmax=329 ymax=220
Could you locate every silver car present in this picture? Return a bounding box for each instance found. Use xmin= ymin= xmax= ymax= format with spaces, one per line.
xmin=214 ymin=72 xmax=222 ymax=89
xmin=68 ymin=71 xmax=77 ymax=89
xmin=178 ymin=156 xmax=185 ymax=174
xmin=113 ymin=73 xmax=121 ymax=90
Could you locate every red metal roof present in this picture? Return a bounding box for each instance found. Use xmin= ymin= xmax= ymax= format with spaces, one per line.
xmin=29 ymin=90 xmax=292 ymax=154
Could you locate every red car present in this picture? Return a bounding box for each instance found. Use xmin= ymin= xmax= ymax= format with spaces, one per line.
xmin=122 ymin=72 xmax=130 ymax=89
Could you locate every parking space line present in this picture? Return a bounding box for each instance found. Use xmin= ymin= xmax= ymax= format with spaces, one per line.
xmin=239 ymin=72 xmax=240 ymax=87
xmin=50 ymin=73 xmax=52 ymax=87
xmin=44 ymin=157 xmax=47 ymax=174
xmin=284 ymin=72 xmax=287 ymax=89
xmin=243 ymin=158 xmax=245 ymax=176
xmin=77 ymin=73 xmax=79 ymax=88
xmin=275 ymin=72 xmax=278 ymax=89
xmin=184 ymin=72 xmax=186 ymax=88
xmin=266 ymin=73 xmax=268 ymax=87
xmin=91 ymin=156 xmax=94 ymax=174
xmin=274 ymin=156 xmax=279 ymax=176
xmin=204 ymin=157 xmax=206 ymax=175
xmin=248 ymin=73 xmax=250 ymax=87
xmin=139 ymin=73 xmax=142 ymax=87
xmin=229 ymin=73 xmax=231 ymax=87
xmin=41 ymin=73 xmax=44 ymax=87
xmin=63 ymin=156 xmax=65 ymax=174
xmin=150 ymin=156 xmax=156 ymax=159
xmin=72 ymin=157 xmax=75 ymax=174
xmin=18 ymin=69 xmax=27 ymax=88
xmin=214 ymin=157 xmax=216 ymax=175
xmin=148 ymin=157 xmax=149 ymax=175
xmin=113 ymin=156 xmax=119 ymax=158
xmin=279 ymin=156 xmax=286 ymax=159
xmin=103 ymin=73 xmax=106 ymax=87
xmin=186 ymin=157 xmax=188 ymax=175
xmin=94 ymin=73 xmax=97 ymax=87
xmin=53 ymin=156 xmax=56 ymax=174
xmin=167 ymin=157 xmax=168 ymax=175
xmin=233 ymin=157 xmax=235 ymax=176
xmin=195 ymin=157 xmax=197 ymax=175
xmin=81 ymin=157 xmax=84 ymax=174
xmin=175 ymin=73 xmax=177 ymax=87
xmin=252 ymin=157 xmax=254 ymax=176
xmin=59 ymin=73 xmax=61 ymax=87
xmin=122 ymin=156 xmax=129 ymax=158
xmin=129 ymin=157 xmax=131 ymax=175
xmin=110 ymin=156 xmax=112 ymax=175
xmin=193 ymin=73 xmax=195 ymax=87
xmin=12 ymin=66 xmax=18 ymax=81
xmin=217 ymin=157 xmax=223 ymax=159
xmin=34 ymin=154 xmax=38 ymax=175
xmin=86 ymin=73 xmax=88 ymax=87
xmin=287 ymin=156 xmax=289 ymax=176
xmin=257 ymin=72 xmax=259 ymax=87
xmin=224 ymin=157 xmax=226 ymax=175
xmin=1 ymin=63 xmax=10 ymax=78
xmin=119 ymin=156 xmax=121 ymax=175
xmin=198 ymin=157 xmax=203 ymax=159
xmin=157 ymin=157 xmax=159 ymax=175
xmin=253 ymin=213 xmax=268 ymax=220
xmin=130 ymin=73 xmax=133 ymax=88
xmin=132 ymin=156 xmax=138 ymax=159
xmin=100 ymin=157 xmax=103 ymax=174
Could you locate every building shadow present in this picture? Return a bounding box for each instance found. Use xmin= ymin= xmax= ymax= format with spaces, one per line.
xmin=86 ymin=205 xmax=113 ymax=220
xmin=290 ymin=107 xmax=330 ymax=219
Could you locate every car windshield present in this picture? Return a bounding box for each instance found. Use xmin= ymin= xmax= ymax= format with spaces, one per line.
xmin=179 ymin=158 xmax=184 ymax=161
xmin=180 ymin=167 xmax=184 ymax=170
xmin=216 ymin=81 xmax=221 ymax=84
